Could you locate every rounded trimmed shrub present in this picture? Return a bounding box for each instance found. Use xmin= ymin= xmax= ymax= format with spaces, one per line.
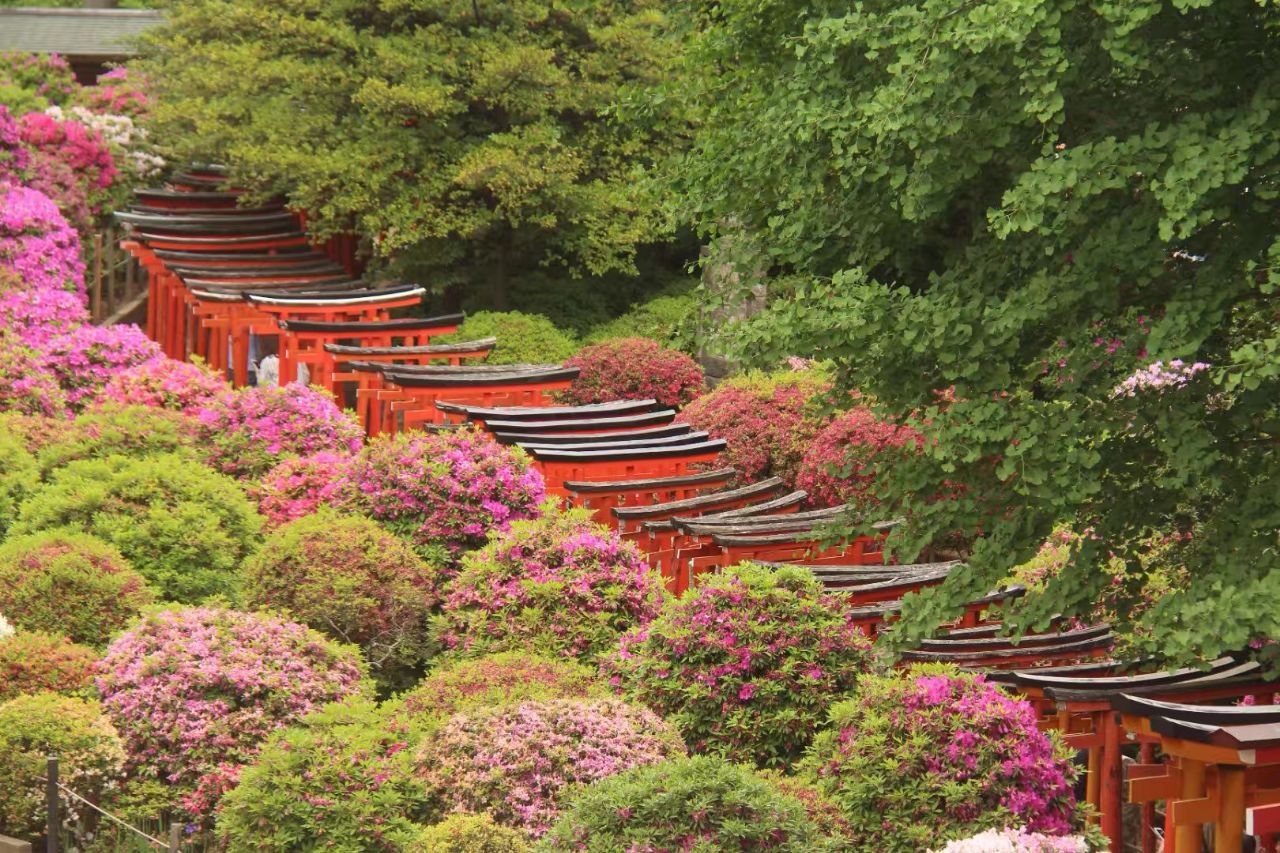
xmin=410 ymin=814 xmax=531 ymax=852
xmin=43 ymin=324 xmax=161 ymax=411
xmin=0 ymin=630 xmax=97 ymax=701
xmin=585 ymin=284 xmax=698 ymax=353
xmin=0 ymin=334 xmax=66 ymax=417
xmin=95 ymin=607 xmax=369 ymax=819
xmin=401 ymin=652 xmax=603 ymax=721
xmin=195 ymin=383 xmax=363 ymax=480
xmin=251 ymin=451 xmax=356 ymax=527
xmin=796 ymin=402 xmax=924 ymax=509
xmin=217 ymin=698 xmax=426 ymax=852
xmin=351 ymin=428 xmax=544 ymax=557
xmin=0 ymin=182 xmax=85 ymax=295
xmin=799 ymin=666 xmax=1079 ymax=851
xmin=539 ymin=755 xmax=833 ymax=852
xmin=435 ymin=510 xmax=665 ymax=663
xmin=439 ymin=311 xmax=578 ymax=365
xmin=416 ymin=698 xmax=684 ymax=837
xmin=681 ymin=369 xmax=830 ymax=485
xmin=0 ymin=529 xmax=153 ymax=646
xmin=561 ymin=337 xmax=704 ymax=408
xmin=241 ymin=510 xmax=443 ymax=689
xmin=0 ymin=285 xmax=88 ymax=348
xmin=0 ymin=425 xmax=37 ymax=539
xmin=99 ymin=356 xmax=229 ymax=412
xmin=12 ymin=452 xmax=263 ymax=603
xmin=606 ymin=563 xmax=872 ymax=768
xmin=34 ymin=403 xmax=200 ymax=476
xmin=0 ymin=694 xmax=125 ymax=842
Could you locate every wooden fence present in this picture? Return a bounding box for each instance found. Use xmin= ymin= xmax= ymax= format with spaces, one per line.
xmin=87 ymin=226 xmax=147 ymax=325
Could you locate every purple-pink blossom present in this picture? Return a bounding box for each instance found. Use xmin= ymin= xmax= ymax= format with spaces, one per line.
xmin=1113 ymin=359 xmax=1210 ymax=397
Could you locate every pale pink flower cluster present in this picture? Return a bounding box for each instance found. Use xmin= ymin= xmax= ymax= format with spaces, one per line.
xmin=932 ymin=827 xmax=1090 ymax=852
xmin=1112 ymin=359 xmax=1209 ymax=397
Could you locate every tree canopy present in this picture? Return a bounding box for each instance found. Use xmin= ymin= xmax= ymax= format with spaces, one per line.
xmin=674 ymin=0 xmax=1280 ymax=661
xmin=139 ymin=0 xmax=681 ymax=300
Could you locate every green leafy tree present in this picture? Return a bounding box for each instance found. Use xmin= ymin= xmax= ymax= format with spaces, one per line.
xmin=139 ymin=0 xmax=680 ymax=302
xmin=673 ymin=0 xmax=1280 ymax=662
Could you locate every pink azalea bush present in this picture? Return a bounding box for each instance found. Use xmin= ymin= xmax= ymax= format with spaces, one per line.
xmin=606 ymin=563 xmax=872 ymax=767
xmin=800 ymin=666 xmax=1079 ymax=851
xmin=77 ymin=67 xmax=150 ymax=119
xmin=195 ymin=384 xmax=363 ymax=479
xmin=562 ymin=337 xmax=705 ymax=408
xmin=682 ymin=369 xmax=830 ymax=485
xmin=1112 ymin=358 xmax=1210 ymax=397
xmin=99 ymin=356 xmax=228 ymax=412
xmin=0 ymin=284 xmax=88 ymax=348
xmin=932 ymin=828 xmax=1090 ymax=853
xmin=795 ymin=402 xmax=924 ymax=509
xmin=0 ymin=53 xmax=75 ymax=112
xmin=0 ymin=334 xmax=67 ymax=417
xmin=0 ymin=180 xmax=85 ymax=296
xmin=95 ymin=607 xmax=368 ymax=820
xmin=43 ymin=323 xmax=161 ymax=411
xmin=416 ymin=698 xmax=684 ymax=837
xmin=17 ymin=110 xmax=117 ymax=228
xmin=350 ymin=427 xmax=544 ymax=556
xmin=251 ymin=451 xmax=356 ymax=527
xmin=435 ymin=510 xmax=666 ymax=663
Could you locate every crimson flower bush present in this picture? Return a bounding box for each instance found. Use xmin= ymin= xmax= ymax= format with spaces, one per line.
xmin=606 ymin=563 xmax=872 ymax=767
xmin=95 ymin=607 xmax=369 ymax=820
xmin=252 ymin=451 xmax=356 ymax=527
xmin=196 ymin=384 xmax=363 ymax=479
xmin=562 ymin=337 xmax=704 ymax=408
xmin=0 ymin=177 xmax=85 ymax=295
xmin=43 ymin=323 xmax=162 ymax=411
xmin=681 ymin=369 xmax=830 ymax=485
xmin=800 ymin=666 xmax=1079 ymax=851
xmin=435 ymin=510 xmax=666 ymax=663
xmin=99 ymin=356 xmax=229 ymax=412
xmin=400 ymin=652 xmax=603 ymax=721
xmin=416 ymin=698 xmax=684 ymax=837
xmin=351 ymin=427 xmax=544 ymax=556
xmin=240 ymin=510 xmax=445 ymax=689
xmin=0 ymin=630 xmax=97 ymax=701
xmin=796 ymin=402 xmax=924 ymax=509
xmin=17 ymin=110 xmax=117 ymax=229
xmin=0 ymin=529 xmax=153 ymax=647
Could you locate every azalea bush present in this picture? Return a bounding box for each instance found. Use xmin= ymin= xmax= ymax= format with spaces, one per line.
xmin=416 ymin=698 xmax=684 ymax=837
xmin=34 ymin=403 xmax=200 ymax=475
xmin=0 ymin=333 xmax=67 ymax=417
xmin=606 ymin=563 xmax=872 ymax=767
xmin=17 ymin=109 xmax=117 ymax=229
xmin=800 ymin=666 xmax=1079 ymax=851
xmin=0 ymin=178 xmax=85 ymax=295
xmin=796 ymin=402 xmax=924 ymax=509
xmin=435 ymin=510 xmax=665 ymax=663
xmin=540 ymin=755 xmax=836 ymax=852
xmin=99 ymin=356 xmax=228 ymax=412
xmin=681 ymin=369 xmax=830 ymax=485
xmin=77 ymin=67 xmax=150 ymax=119
xmin=196 ymin=384 xmax=363 ymax=479
xmin=96 ymin=607 xmax=368 ymax=820
xmin=252 ymin=451 xmax=356 ymax=527
xmin=241 ymin=510 xmax=444 ymax=689
xmin=0 ymin=410 xmax=80 ymax=454
xmin=400 ymin=652 xmax=603 ymax=721
xmin=0 ymin=426 xmax=37 ymax=539
xmin=0 ymin=694 xmax=126 ymax=842
xmin=562 ymin=337 xmax=704 ymax=408
xmin=43 ymin=324 xmax=162 ymax=411
xmin=0 ymin=54 xmax=75 ymax=114
xmin=0 ymin=529 xmax=153 ymax=647
xmin=218 ymin=698 xmax=426 ymax=852
xmin=411 ymin=814 xmax=530 ymax=852
xmin=0 ymin=283 xmax=88 ymax=348
xmin=932 ymin=829 xmax=1091 ymax=853
xmin=437 ymin=311 xmax=578 ymax=365
xmin=351 ymin=428 xmax=544 ymax=557
xmin=0 ymin=630 xmax=97 ymax=701
xmin=12 ymin=452 xmax=263 ymax=602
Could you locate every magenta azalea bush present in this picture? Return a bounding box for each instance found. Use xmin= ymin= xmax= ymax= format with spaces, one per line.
xmin=796 ymin=402 xmax=924 ymax=509
xmin=43 ymin=323 xmax=161 ymax=411
xmin=0 ymin=181 xmax=85 ymax=296
xmin=95 ymin=607 xmax=368 ymax=820
xmin=99 ymin=356 xmax=228 ymax=412
xmin=196 ymin=384 xmax=363 ymax=479
xmin=416 ymin=698 xmax=684 ymax=837
xmin=800 ymin=666 xmax=1079 ymax=851
xmin=78 ymin=67 xmax=150 ymax=119
xmin=351 ymin=427 xmax=543 ymax=556
xmin=0 ymin=280 xmax=88 ymax=348
xmin=251 ymin=451 xmax=356 ymax=527
xmin=17 ymin=110 xmax=117 ymax=229
xmin=435 ymin=510 xmax=666 ymax=663
xmin=562 ymin=337 xmax=705 ymax=408
xmin=0 ymin=334 xmax=66 ymax=417
xmin=606 ymin=563 xmax=872 ymax=767
xmin=681 ymin=369 xmax=830 ymax=485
